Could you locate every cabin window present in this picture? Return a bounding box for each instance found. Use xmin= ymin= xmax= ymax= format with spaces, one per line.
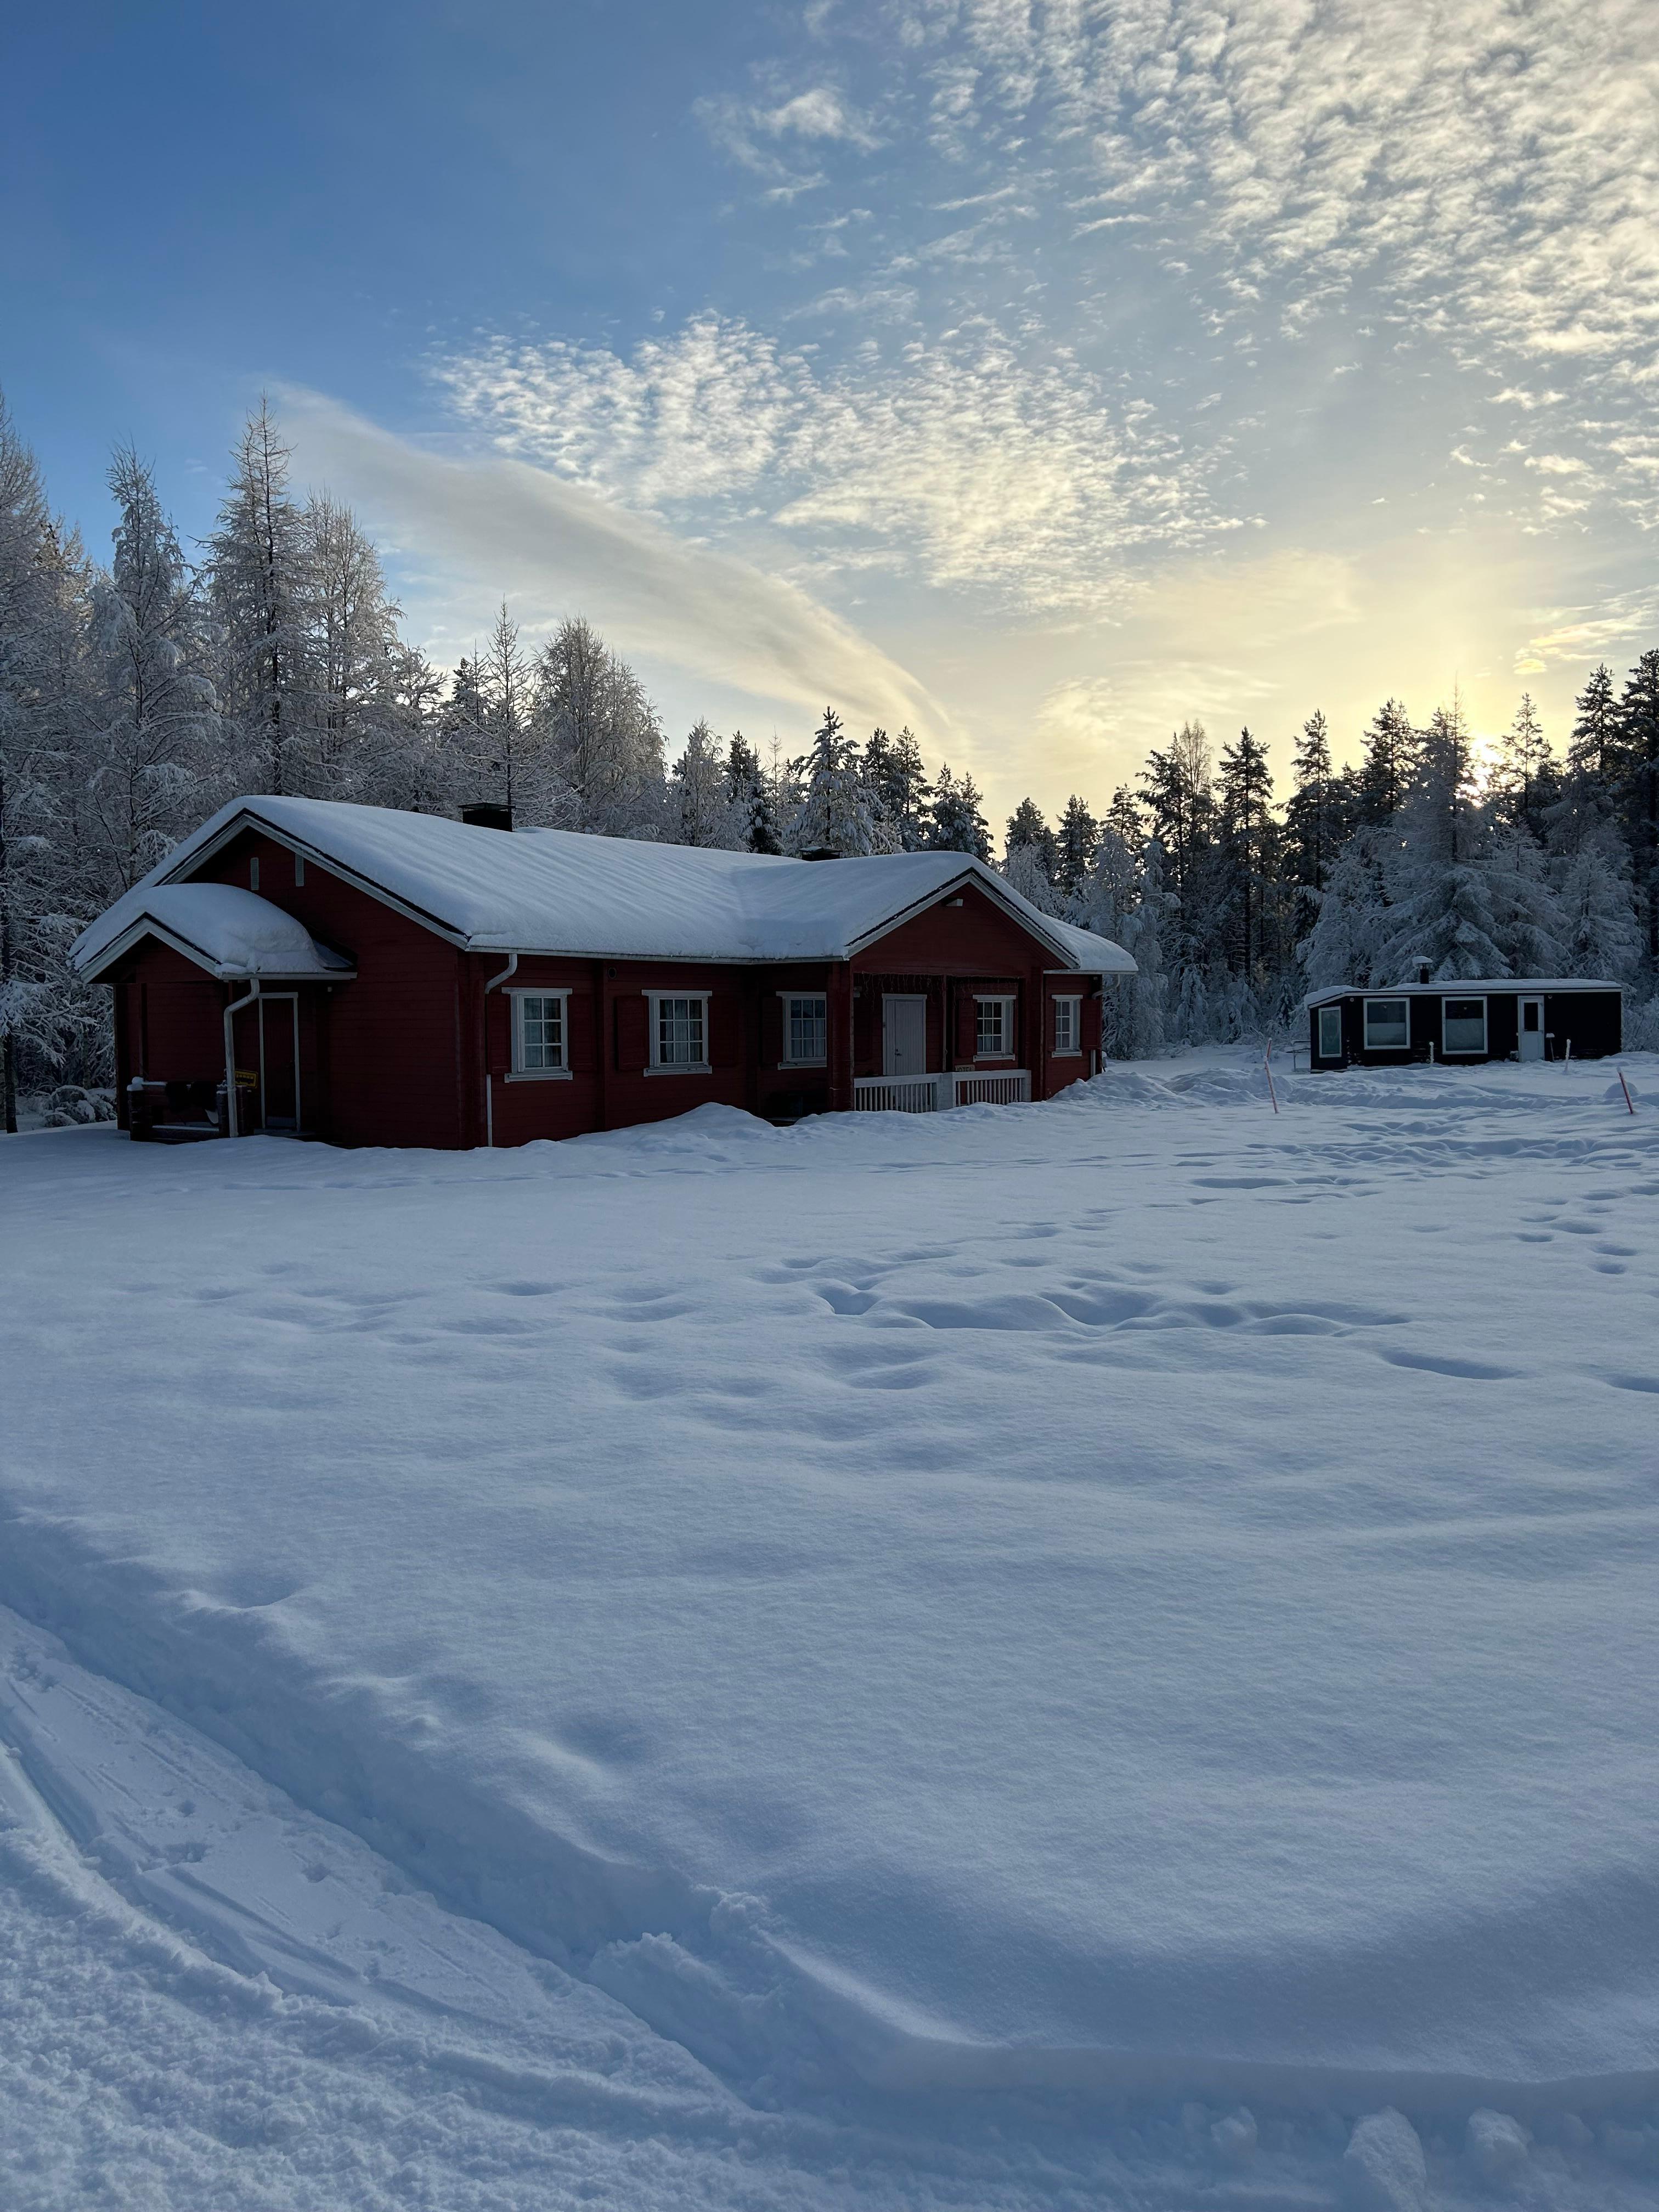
xmin=1363 ymin=997 xmax=1410 ymax=1051
xmin=1318 ymin=1005 xmax=1343 ymax=1060
xmin=975 ymin=995 xmax=1015 ymax=1058
xmin=647 ymin=993 xmax=709 ymax=1072
xmin=1053 ymin=996 xmax=1081 ymax=1055
xmin=780 ymin=993 xmax=827 ymax=1066
xmin=1442 ymin=996 xmax=1487 ymax=1056
xmin=250 ymin=856 xmax=259 ymax=892
xmin=294 ymin=856 xmax=306 ymax=887
xmin=510 ymin=990 xmax=571 ymax=1077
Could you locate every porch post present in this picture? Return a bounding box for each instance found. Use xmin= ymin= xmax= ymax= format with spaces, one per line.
xmin=830 ymin=963 xmax=855 ymax=1111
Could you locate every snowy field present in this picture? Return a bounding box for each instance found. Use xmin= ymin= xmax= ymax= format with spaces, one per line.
xmin=4 ymin=1053 xmax=1659 ymax=2210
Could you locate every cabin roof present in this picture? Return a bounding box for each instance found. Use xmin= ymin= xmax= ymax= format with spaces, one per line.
xmin=1304 ymin=978 xmax=1622 ymax=1008
xmin=75 ymin=883 xmax=357 ymax=984
xmin=72 ymin=797 xmax=1136 ymax=977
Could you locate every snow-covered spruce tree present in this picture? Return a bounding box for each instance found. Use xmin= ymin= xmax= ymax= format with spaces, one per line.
xmin=207 ymin=399 xmax=312 ymax=798
xmin=1492 ymin=692 xmax=1556 ymax=848
xmin=1213 ymin=727 xmax=1283 ymax=986
xmin=1004 ymin=796 xmax=1059 ymax=888
xmin=86 ymin=447 xmax=218 ymax=891
xmin=1615 ymin=648 xmax=1659 ymax=972
xmin=924 ymin=763 xmax=991 ymax=859
xmin=1139 ymin=720 xmax=1214 ymax=967
xmin=1054 ymin=794 xmax=1099 ymax=901
xmin=1543 ymin=665 xmax=1640 ymax=980
xmin=1283 ymin=709 xmax=1351 ymax=945
xmin=533 ymin=616 xmax=664 ymax=837
xmin=1375 ymin=700 xmax=1511 ymax=981
xmin=861 ymin=724 xmax=931 ymax=850
xmin=1299 ymin=826 xmax=1391 ymax=991
xmin=724 ymin=732 xmax=781 ymax=853
xmin=788 ymin=707 xmax=882 ymax=856
xmin=673 ymin=719 xmax=746 ymax=848
xmin=1355 ymin=697 xmax=1417 ymax=827
xmin=476 ymin=603 xmax=549 ymax=823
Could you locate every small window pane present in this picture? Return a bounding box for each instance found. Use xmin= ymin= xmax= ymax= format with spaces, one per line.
xmin=657 ymin=997 xmax=705 ymax=1067
xmin=519 ymin=995 xmax=564 ymax=1070
xmin=1364 ymin=998 xmax=1410 ymax=1049
xmin=1318 ymin=1005 xmax=1342 ymax=1059
xmin=1522 ymin=1000 xmax=1541 ymax=1032
xmin=1054 ymin=997 xmax=1079 ymax=1053
xmin=977 ymin=999 xmax=1009 ymax=1056
xmin=785 ymin=995 xmax=826 ymax=1064
xmin=1443 ymin=998 xmax=1486 ymax=1054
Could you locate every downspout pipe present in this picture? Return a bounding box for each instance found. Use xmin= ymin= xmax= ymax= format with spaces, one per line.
xmin=223 ymin=978 xmax=260 ymax=1137
xmin=482 ymin=953 xmax=518 ymax=1148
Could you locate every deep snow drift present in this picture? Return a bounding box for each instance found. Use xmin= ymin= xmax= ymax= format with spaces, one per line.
xmin=4 ymin=1054 xmax=1659 ymax=2204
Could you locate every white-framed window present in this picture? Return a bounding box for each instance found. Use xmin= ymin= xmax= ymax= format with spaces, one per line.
xmin=1442 ymin=995 xmax=1487 ymax=1056
xmin=647 ymin=992 xmax=710 ymax=1073
xmin=778 ymin=992 xmax=827 ymax=1066
xmin=1363 ymin=997 xmax=1410 ymax=1051
xmin=510 ymin=989 xmax=571 ymax=1079
xmin=975 ymin=994 xmax=1015 ymax=1058
xmin=1053 ymin=996 xmax=1081 ymax=1055
xmin=1317 ymin=1004 xmax=1344 ymax=1060
xmin=249 ymin=856 xmax=259 ymax=892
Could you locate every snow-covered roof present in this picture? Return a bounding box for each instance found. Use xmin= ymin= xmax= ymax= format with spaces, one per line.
xmin=72 ymin=797 xmax=1136 ymax=975
xmin=1305 ymin=977 xmax=1622 ymax=1006
xmin=75 ymin=883 xmax=357 ymax=984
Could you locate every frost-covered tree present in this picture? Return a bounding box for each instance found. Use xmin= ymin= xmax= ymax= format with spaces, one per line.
xmin=85 ymin=447 xmax=218 ymax=890
xmin=673 ymin=718 xmax=746 ymax=848
xmin=925 ymin=763 xmax=991 ymax=859
xmin=1001 ymin=839 xmax=1064 ymax=916
xmin=207 ymin=399 xmax=311 ymax=797
xmin=1214 ymin=728 xmax=1279 ymax=981
xmin=1139 ymin=720 xmax=1214 ymax=950
xmin=1300 ymin=827 xmax=1390 ymax=992
xmin=300 ymin=494 xmax=402 ymax=798
xmin=533 ymin=616 xmax=664 ymax=837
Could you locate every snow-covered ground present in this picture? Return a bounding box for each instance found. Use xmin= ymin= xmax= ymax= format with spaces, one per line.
xmin=4 ymin=1052 xmax=1659 ymax=2208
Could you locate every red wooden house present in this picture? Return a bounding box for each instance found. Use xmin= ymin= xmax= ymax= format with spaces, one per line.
xmin=72 ymin=798 xmax=1135 ymax=1148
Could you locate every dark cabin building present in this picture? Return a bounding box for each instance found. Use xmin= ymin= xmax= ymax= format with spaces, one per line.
xmin=1307 ymin=968 xmax=1623 ymax=1069
xmin=71 ymin=796 xmax=1136 ymax=1149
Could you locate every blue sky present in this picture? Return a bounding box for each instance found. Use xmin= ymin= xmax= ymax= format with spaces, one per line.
xmin=5 ymin=0 xmax=1656 ymax=820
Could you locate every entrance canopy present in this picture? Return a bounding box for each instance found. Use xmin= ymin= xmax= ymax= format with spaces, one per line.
xmin=75 ymin=883 xmax=355 ymax=985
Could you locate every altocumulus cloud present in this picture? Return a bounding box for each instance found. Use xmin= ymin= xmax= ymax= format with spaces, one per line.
xmin=438 ymin=315 xmax=1233 ymax=614
xmin=279 ymin=388 xmax=953 ymax=738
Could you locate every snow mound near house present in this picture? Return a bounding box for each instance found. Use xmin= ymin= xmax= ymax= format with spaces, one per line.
xmin=4 ymin=1056 xmax=1659 ymax=2129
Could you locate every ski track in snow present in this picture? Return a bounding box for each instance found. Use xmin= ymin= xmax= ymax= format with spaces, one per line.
xmin=5 ymin=1051 xmax=1659 ymax=2207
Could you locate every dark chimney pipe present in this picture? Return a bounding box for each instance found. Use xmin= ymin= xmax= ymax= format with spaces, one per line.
xmin=1415 ymin=958 xmax=1431 ymax=985
xmin=461 ymin=803 xmax=514 ymax=832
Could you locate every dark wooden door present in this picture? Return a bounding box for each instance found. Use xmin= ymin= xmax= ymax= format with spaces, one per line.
xmin=261 ymin=995 xmax=300 ymax=1129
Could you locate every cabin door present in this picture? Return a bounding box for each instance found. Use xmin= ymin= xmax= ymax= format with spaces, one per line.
xmin=882 ymin=995 xmax=928 ymax=1077
xmin=259 ymin=994 xmax=301 ymax=1130
xmin=1517 ymin=996 xmax=1545 ymax=1062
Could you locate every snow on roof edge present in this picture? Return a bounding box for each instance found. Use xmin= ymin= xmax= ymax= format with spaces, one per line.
xmin=71 ymin=797 xmax=1136 ymax=977
xmin=1304 ymin=978 xmax=1624 ymax=1006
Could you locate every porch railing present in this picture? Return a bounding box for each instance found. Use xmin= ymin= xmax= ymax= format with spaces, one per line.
xmin=852 ymin=1070 xmax=1031 ymax=1113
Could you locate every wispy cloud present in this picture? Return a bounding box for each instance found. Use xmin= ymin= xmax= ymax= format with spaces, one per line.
xmin=438 ymin=315 xmax=1233 ymax=613
xmin=278 ymin=388 xmax=954 ymax=741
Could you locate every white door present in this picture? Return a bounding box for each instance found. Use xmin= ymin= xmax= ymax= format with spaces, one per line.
xmin=882 ymin=995 xmax=928 ymax=1077
xmin=1517 ymin=996 xmax=1545 ymax=1062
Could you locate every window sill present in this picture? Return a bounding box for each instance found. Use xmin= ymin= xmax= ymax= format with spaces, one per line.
xmin=645 ymin=1063 xmax=713 ymax=1077
xmin=505 ymin=1069 xmax=573 ymax=1082
xmin=777 ymin=1059 xmax=827 ymax=1071
xmin=1051 ymin=1049 xmax=1082 ymax=1059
